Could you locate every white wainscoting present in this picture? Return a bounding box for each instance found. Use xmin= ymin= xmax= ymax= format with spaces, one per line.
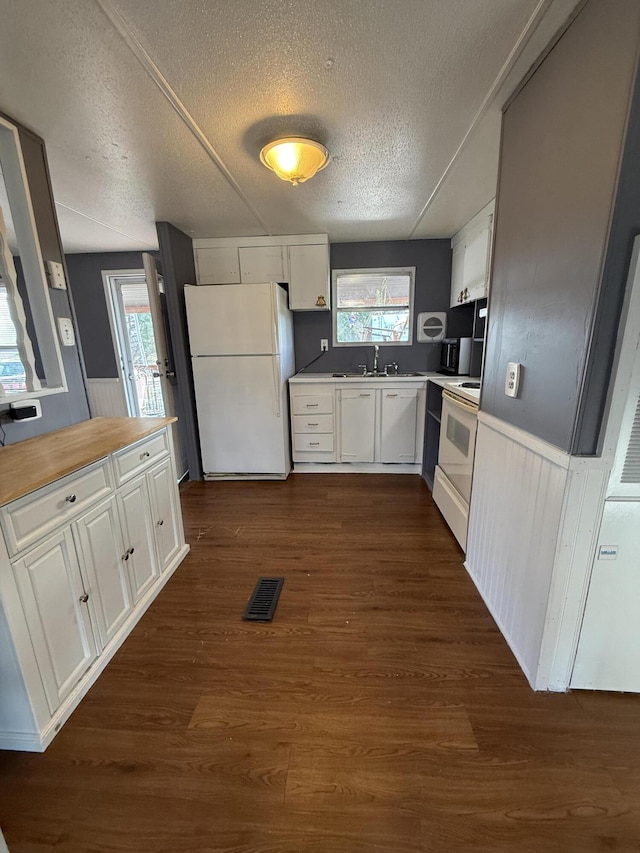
xmin=465 ymin=412 xmax=611 ymax=691
xmin=465 ymin=413 xmax=570 ymax=687
xmin=86 ymin=378 xmax=128 ymax=418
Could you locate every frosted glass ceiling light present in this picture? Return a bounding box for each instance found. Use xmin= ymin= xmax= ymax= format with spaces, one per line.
xmin=260 ymin=137 xmax=330 ymax=186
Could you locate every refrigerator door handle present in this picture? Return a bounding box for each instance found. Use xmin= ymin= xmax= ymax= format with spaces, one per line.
xmin=272 ymin=357 xmax=281 ymax=418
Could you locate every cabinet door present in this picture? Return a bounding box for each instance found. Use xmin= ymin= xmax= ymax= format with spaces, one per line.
xmin=239 ymin=246 xmax=285 ymax=283
xmin=463 ymin=218 xmax=493 ymax=300
xmin=73 ymin=497 xmax=132 ymax=649
xmin=450 ymin=240 xmax=465 ymax=307
xmin=195 ymin=247 xmax=240 ymax=284
xmin=288 ymin=244 xmax=330 ymax=310
xmin=12 ymin=529 xmax=97 ymax=714
xmin=339 ymin=390 xmax=376 ymax=462
xmin=380 ymin=389 xmax=418 ymax=463
xmin=147 ymin=458 xmax=181 ymax=571
xmin=117 ymin=476 xmax=159 ymax=602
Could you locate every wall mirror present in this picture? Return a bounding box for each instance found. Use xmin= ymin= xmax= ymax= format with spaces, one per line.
xmin=0 ymin=114 xmax=66 ymax=402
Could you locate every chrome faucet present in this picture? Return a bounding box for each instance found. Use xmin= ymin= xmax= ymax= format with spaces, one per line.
xmin=373 ymin=344 xmax=380 ymax=375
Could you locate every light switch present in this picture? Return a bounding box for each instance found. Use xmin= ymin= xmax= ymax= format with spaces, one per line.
xmin=57 ymin=317 xmax=76 ymax=346
xmin=47 ymin=260 xmax=67 ymax=290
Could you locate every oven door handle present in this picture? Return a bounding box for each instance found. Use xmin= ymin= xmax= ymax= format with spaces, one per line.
xmin=442 ymin=389 xmax=479 ymax=414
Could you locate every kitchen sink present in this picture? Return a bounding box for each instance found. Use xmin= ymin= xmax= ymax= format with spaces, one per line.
xmin=331 ymin=372 xmax=423 ymax=378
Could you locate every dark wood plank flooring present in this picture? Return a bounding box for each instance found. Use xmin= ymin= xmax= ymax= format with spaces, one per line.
xmin=2 ymin=474 xmax=640 ymax=852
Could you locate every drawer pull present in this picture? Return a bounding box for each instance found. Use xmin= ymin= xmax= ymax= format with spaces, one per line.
xmin=309 ymin=442 xmax=320 ymax=446
xmin=359 ymin=394 xmax=371 ymax=398
xmin=141 ymin=451 xmax=151 ymax=459
xmin=79 ymin=593 xmax=89 ymax=603
xmin=65 ymin=494 xmax=77 ymax=504
xmin=157 ymin=519 xmax=164 ymax=526
xmin=306 ymin=403 xmax=319 ymax=407
xmin=386 ymin=393 xmax=398 ymax=398
xmin=307 ymin=422 xmax=319 ymax=426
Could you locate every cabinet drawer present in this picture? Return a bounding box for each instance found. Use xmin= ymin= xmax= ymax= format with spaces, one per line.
xmin=113 ymin=431 xmax=170 ymax=485
xmin=1 ymin=460 xmax=113 ymax=556
xmin=291 ymin=394 xmax=334 ymax=415
xmin=293 ymin=414 xmax=334 ymax=433
xmin=294 ymin=434 xmax=334 ymax=452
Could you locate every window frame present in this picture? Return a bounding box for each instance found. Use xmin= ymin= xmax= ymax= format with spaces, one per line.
xmin=331 ymin=266 xmax=416 ymax=347
xmin=0 ymin=115 xmax=67 ymax=402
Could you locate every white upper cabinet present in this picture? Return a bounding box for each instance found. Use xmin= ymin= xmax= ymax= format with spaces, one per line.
xmin=193 ymin=235 xmax=330 ymax=310
xmin=239 ymin=245 xmax=286 ymax=283
xmin=450 ymin=200 xmax=495 ymax=307
xmin=194 ymin=246 xmax=240 ymax=284
xmin=287 ymin=244 xmax=330 ymax=311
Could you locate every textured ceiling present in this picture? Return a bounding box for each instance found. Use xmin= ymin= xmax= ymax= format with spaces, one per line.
xmin=0 ymin=0 xmax=582 ymax=252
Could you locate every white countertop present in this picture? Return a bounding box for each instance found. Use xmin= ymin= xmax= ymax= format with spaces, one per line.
xmin=289 ymin=371 xmax=482 ymax=404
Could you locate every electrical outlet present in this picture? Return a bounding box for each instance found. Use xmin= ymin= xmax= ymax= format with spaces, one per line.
xmin=320 ymin=339 xmax=328 ymax=352
xmin=505 ymin=362 xmax=521 ymax=397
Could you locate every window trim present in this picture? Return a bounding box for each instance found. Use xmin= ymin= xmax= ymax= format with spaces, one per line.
xmin=331 ymin=266 xmax=415 ymax=347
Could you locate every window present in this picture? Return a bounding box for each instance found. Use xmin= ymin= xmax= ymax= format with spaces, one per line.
xmin=332 ymin=267 xmax=415 ymax=346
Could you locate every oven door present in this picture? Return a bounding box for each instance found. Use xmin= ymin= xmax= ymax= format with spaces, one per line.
xmin=438 ymin=389 xmax=478 ymax=503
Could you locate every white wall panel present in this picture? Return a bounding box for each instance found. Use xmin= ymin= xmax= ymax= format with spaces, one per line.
xmin=465 ymin=413 xmax=569 ymax=685
xmin=86 ymin=379 xmax=128 ymax=418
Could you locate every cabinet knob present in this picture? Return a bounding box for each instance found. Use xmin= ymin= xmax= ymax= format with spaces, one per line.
xmin=122 ymin=552 xmax=129 ymax=561
xmin=65 ymin=494 xmax=77 ymax=503
xmin=157 ymin=519 xmax=164 ymax=526
xmin=79 ymin=593 xmax=89 ymax=603
xmin=141 ymin=450 xmax=151 ymax=459
xmin=127 ymin=547 xmax=135 ymax=555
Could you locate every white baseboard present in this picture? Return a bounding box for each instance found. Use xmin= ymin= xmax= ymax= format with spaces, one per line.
xmin=292 ymin=462 xmax=422 ymax=474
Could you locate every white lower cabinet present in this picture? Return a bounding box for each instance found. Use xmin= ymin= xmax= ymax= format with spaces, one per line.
xmin=380 ymin=389 xmax=418 ymax=463
xmin=339 ymin=390 xmax=376 ymax=462
xmin=73 ymin=496 xmax=131 ymax=649
xmin=147 ymin=458 xmax=181 ymax=570
xmin=116 ymin=476 xmax=158 ymax=603
xmin=0 ymin=424 xmax=189 ymax=751
xmin=290 ymin=379 xmax=426 ymax=470
xmin=12 ymin=528 xmax=98 ymax=714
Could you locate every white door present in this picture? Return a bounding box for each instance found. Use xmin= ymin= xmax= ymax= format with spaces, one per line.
xmin=73 ymin=497 xmax=132 ymax=649
xmin=12 ymin=529 xmax=97 ymax=713
xmin=147 ymin=458 xmax=181 ymax=571
xmin=117 ymin=476 xmax=159 ymax=600
xmin=340 ymin=390 xmax=376 ymax=462
xmin=142 ymin=253 xmax=186 ymax=480
xmin=191 ymin=355 xmax=287 ymax=475
xmin=571 ymin=500 xmax=640 ymax=691
xmin=185 ymin=283 xmax=277 ymax=356
xmin=380 ymin=389 xmax=418 ymax=463
xmin=463 ymin=218 xmax=493 ymax=301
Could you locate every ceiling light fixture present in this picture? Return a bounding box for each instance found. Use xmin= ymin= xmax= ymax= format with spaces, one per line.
xmin=260 ymin=137 xmax=330 ymax=186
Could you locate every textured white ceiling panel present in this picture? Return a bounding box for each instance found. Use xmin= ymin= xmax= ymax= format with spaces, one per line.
xmin=0 ymin=0 xmax=581 ymax=250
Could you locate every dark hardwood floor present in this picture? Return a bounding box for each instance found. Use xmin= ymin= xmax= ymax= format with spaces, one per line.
xmin=2 ymin=474 xmax=640 ymax=852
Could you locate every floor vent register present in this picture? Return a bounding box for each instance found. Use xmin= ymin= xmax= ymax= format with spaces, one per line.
xmin=242 ymin=577 xmax=284 ymax=622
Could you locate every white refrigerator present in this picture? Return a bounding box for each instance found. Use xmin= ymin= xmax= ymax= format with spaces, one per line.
xmin=185 ymin=282 xmax=295 ymax=479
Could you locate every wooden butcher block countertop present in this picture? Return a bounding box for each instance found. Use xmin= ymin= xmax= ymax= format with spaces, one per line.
xmin=0 ymin=416 xmax=176 ymax=505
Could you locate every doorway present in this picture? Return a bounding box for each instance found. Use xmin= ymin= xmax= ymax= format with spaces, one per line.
xmin=102 ymin=258 xmax=186 ymax=480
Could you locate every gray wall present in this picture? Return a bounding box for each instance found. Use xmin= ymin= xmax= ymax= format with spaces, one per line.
xmin=0 ymin=117 xmax=90 ymax=445
xmin=481 ymin=0 xmax=640 ymax=453
xmin=293 ymin=239 xmax=472 ymax=373
xmin=65 ymin=252 xmax=149 ymax=378
xmin=156 ymin=222 xmax=202 ymax=480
